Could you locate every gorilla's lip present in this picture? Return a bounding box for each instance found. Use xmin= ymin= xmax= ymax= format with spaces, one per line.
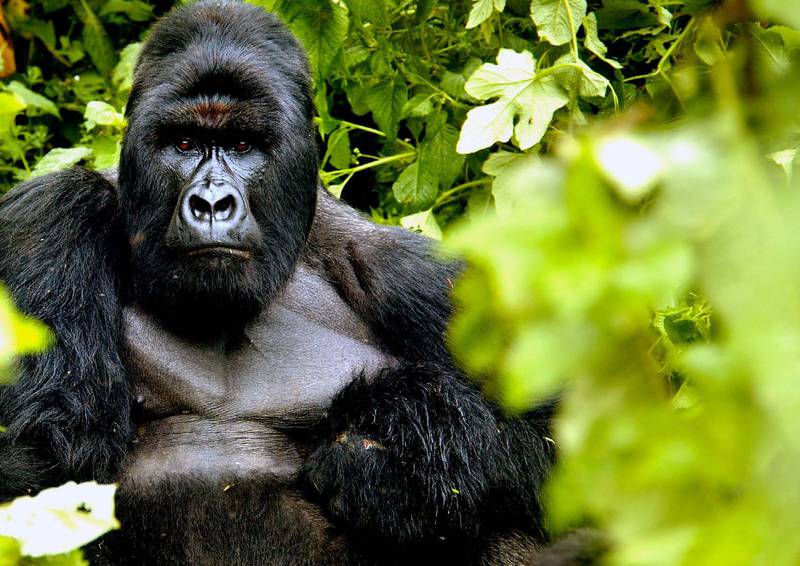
xmin=185 ymin=245 xmax=253 ymax=260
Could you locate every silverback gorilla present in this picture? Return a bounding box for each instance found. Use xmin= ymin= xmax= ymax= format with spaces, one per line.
xmin=0 ymin=2 xmax=561 ymax=564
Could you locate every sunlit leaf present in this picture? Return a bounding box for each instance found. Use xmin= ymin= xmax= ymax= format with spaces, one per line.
xmin=83 ymin=101 xmax=125 ymax=131
xmin=530 ymin=0 xmax=587 ymax=46
xmin=0 ymin=482 xmax=118 ymax=557
xmin=400 ymin=208 xmax=443 ymax=240
xmin=30 ymin=147 xmax=93 ymax=178
xmin=466 ymin=0 xmax=506 ymax=29
xmin=457 ymin=49 xmax=569 ymax=153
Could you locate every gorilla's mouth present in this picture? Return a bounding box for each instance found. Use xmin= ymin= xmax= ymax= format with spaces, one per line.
xmin=186 ymin=245 xmax=253 ymax=260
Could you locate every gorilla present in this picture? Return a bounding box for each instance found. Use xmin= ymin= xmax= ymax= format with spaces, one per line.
xmin=0 ymin=2 xmax=560 ymax=564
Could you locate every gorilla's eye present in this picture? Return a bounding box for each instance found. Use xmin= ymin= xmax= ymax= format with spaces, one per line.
xmin=175 ymin=138 xmax=195 ymax=153
xmin=232 ymin=141 xmax=251 ymax=154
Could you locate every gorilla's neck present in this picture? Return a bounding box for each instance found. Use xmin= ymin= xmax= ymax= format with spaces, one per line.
xmin=126 ymin=237 xmax=308 ymax=342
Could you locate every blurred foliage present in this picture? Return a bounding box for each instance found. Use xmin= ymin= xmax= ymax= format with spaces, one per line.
xmin=0 ymin=292 xmax=111 ymax=565
xmin=0 ymin=287 xmax=50 ymax=384
xmin=1 ymin=0 xmax=800 ymax=563
xmin=0 ymin=481 xmax=118 ymax=565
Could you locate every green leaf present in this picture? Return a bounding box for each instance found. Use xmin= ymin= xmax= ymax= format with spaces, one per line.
xmin=5 ymin=82 xmax=59 ymax=117
xmin=98 ymin=0 xmax=154 ymax=22
xmin=269 ymin=0 xmax=349 ymax=79
xmin=43 ymin=0 xmax=70 ymax=11
xmin=392 ymin=161 xmax=438 ymax=208
xmin=365 ymin=78 xmax=408 ymax=140
xmin=0 ymin=286 xmax=51 ymax=381
xmin=84 ymin=101 xmax=125 ymax=131
xmin=112 ymin=43 xmax=142 ymax=95
xmin=400 ymin=209 xmax=443 ymax=240
xmin=457 ymin=49 xmax=569 ymax=153
xmin=327 ymin=127 xmax=351 ymax=169
xmin=76 ymin=0 xmax=116 ymax=74
xmin=482 ymin=149 xmax=543 ymax=215
xmin=0 ymin=92 xmax=27 ymax=116
xmin=583 ymin=12 xmax=622 ymax=69
xmin=466 ymin=0 xmax=507 ymax=29
xmin=346 ymin=0 xmax=388 ymax=26
xmin=30 ymin=147 xmax=93 ymax=178
xmin=552 ymin=55 xmax=610 ymax=98
xmin=530 ymin=0 xmax=587 ymax=46
xmin=403 ymin=93 xmax=434 ymax=118
xmin=11 ymin=19 xmax=57 ymax=50
xmin=421 ymin=112 xmax=463 ymax=190
xmin=0 ymin=536 xmax=21 ymax=564
xmin=91 ymin=137 xmax=121 ymax=170
xmin=0 ymin=482 xmax=118 ymax=557
xmin=752 ymin=0 xmax=800 ymax=30
xmin=413 ymin=0 xmax=436 ymax=23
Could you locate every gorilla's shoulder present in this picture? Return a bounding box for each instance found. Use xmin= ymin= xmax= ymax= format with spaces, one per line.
xmin=306 ymin=189 xmax=461 ymax=360
xmin=0 ymin=167 xmax=125 ymax=315
xmin=0 ymin=167 xmax=118 ymax=229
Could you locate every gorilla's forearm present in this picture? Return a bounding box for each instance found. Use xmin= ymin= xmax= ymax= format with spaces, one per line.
xmin=0 ymin=169 xmax=131 ymax=496
xmin=302 ymin=362 xmax=555 ymax=546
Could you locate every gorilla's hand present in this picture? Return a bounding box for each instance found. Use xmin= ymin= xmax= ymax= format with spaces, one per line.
xmin=301 ymin=362 xmax=502 ymax=545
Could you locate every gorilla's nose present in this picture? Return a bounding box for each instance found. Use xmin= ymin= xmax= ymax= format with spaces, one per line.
xmin=168 ymin=181 xmax=261 ymax=252
xmin=182 ymin=184 xmax=242 ymax=229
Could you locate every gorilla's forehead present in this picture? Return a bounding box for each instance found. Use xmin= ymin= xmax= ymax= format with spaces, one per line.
xmin=128 ymin=2 xmax=311 ymax=128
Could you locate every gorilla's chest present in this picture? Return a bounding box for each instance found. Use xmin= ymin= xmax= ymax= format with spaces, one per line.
xmin=120 ymin=264 xmax=389 ymax=484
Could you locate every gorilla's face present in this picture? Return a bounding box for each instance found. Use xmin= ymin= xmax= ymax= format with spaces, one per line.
xmin=117 ymin=1 xmax=318 ymax=334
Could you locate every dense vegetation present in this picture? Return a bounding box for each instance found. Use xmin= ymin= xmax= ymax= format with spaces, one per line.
xmin=1 ymin=0 xmax=800 ymax=563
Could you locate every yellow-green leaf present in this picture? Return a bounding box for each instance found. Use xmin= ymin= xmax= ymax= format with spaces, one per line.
xmin=530 ymin=0 xmax=587 ymax=46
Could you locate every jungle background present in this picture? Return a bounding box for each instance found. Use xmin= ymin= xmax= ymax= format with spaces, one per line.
xmin=2 ymin=0 xmax=800 ymax=564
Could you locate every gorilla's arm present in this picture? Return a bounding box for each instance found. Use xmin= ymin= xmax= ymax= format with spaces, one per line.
xmin=302 ymin=192 xmax=555 ymax=546
xmin=0 ymin=168 xmax=129 ymax=498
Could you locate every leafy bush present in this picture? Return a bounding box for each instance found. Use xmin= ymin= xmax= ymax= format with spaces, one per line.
xmin=1 ymin=0 xmax=800 ymax=563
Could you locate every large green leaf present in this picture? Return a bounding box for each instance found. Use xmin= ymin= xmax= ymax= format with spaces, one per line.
xmin=365 ymin=78 xmax=408 ymax=140
xmin=75 ymin=0 xmax=116 ymax=74
xmin=266 ymin=0 xmax=349 ymax=79
xmin=0 ymin=482 xmax=118 ymax=557
xmin=752 ymin=0 xmax=800 ymax=29
xmin=0 ymin=286 xmax=51 ymax=383
xmin=420 ymin=112 xmax=463 ymax=190
xmin=457 ymin=49 xmax=569 ymax=153
xmin=346 ymin=0 xmax=388 ymax=26
xmin=5 ymin=82 xmax=59 ymax=117
xmin=83 ymin=101 xmax=125 ymax=131
xmin=392 ymin=161 xmax=438 ymax=207
xmin=30 ymin=147 xmax=93 ymax=178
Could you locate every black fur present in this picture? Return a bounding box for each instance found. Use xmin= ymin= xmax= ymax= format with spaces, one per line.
xmin=0 ymin=1 xmax=569 ymax=564
xmin=0 ymin=169 xmax=129 ymax=498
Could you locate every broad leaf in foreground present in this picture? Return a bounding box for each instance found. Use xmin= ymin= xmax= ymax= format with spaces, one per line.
xmin=0 ymin=482 xmax=118 ymax=557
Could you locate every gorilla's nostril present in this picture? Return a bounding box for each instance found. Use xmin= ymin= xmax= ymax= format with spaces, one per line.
xmin=189 ymin=195 xmax=212 ymax=222
xmin=213 ymin=195 xmax=236 ymax=222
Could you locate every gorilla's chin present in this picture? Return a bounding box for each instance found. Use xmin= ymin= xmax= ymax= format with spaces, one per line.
xmin=129 ymin=248 xmax=281 ymax=339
